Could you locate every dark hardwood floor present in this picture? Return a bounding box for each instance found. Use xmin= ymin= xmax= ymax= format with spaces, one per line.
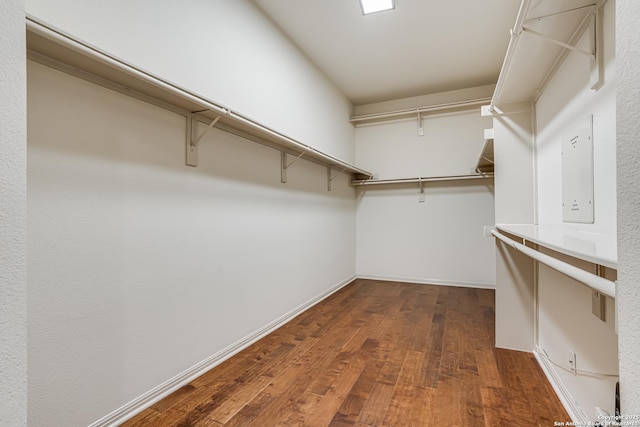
xmin=122 ymin=279 xmax=568 ymax=426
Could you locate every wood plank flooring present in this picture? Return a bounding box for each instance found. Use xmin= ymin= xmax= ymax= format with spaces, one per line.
xmin=122 ymin=279 xmax=568 ymax=426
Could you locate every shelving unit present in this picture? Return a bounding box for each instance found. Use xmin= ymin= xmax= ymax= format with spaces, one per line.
xmin=26 ymin=16 xmax=373 ymax=184
xmin=490 ymin=0 xmax=606 ymax=110
xmin=496 ymin=224 xmax=617 ymax=269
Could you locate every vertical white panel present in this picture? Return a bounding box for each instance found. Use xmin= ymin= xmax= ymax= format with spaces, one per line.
xmin=495 ymin=242 xmax=534 ymax=351
xmin=493 ymin=105 xmax=535 ymax=225
xmin=492 ymin=104 xmax=535 ymax=351
xmin=562 ymin=115 xmax=594 ymax=223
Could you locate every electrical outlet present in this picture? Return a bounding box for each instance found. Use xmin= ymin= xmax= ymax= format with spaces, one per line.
xmin=569 ymin=350 xmax=577 ymax=376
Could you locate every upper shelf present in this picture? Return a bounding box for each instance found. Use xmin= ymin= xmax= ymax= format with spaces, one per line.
xmin=351 ymin=173 xmax=494 ymax=187
xmin=349 ymin=98 xmax=490 ymax=127
xmin=25 ymin=16 xmax=373 ymax=180
xmin=497 ymin=224 xmax=617 ymax=269
xmin=491 ymin=0 xmax=602 ymax=108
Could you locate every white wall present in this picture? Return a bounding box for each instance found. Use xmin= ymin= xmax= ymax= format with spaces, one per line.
xmin=27 ymin=36 xmax=357 ymax=427
xmin=533 ymin=0 xmax=618 ymax=419
xmin=616 ymin=0 xmax=640 ymax=417
xmin=355 ymin=106 xmax=496 ymax=288
xmin=0 ymin=1 xmax=27 ymax=426
xmin=25 ymin=0 xmax=355 ymax=162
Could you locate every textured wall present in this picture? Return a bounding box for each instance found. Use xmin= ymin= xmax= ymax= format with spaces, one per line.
xmin=616 ymin=0 xmax=640 ymax=417
xmin=0 ymin=0 xmax=27 ymax=425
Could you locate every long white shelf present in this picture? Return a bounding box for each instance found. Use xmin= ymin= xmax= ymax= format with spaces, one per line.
xmin=349 ymin=98 xmax=491 ymax=126
xmin=25 ymin=16 xmax=373 ymax=180
xmin=496 ymin=224 xmax=617 ymax=269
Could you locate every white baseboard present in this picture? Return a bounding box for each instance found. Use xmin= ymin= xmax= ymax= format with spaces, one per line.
xmin=534 ymin=348 xmax=590 ymax=425
xmin=88 ymin=275 xmax=357 ymax=427
xmin=356 ymin=274 xmax=495 ymax=290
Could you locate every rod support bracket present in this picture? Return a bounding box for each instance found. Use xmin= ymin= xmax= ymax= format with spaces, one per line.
xmin=186 ymin=111 xmax=224 ymax=167
xmin=281 ymin=151 xmax=306 ymax=183
xmin=327 ymin=167 xmax=345 ymax=191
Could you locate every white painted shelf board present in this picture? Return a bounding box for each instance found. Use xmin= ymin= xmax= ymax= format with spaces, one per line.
xmin=26 ymin=16 xmax=372 ymax=179
xmin=496 ymin=224 xmax=617 ymax=269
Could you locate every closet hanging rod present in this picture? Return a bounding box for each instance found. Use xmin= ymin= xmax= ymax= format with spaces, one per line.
xmin=350 ymin=97 xmax=491 ymax=123
xmin=492 ymin=230 xmax=615 ymax=298
xmin=351 ymin=173 xmax=494 ymax=186
xmin=25 ymin=17 xmax=229 ymax=117
xmin=26 ymin=16 xmax=373 ymax=179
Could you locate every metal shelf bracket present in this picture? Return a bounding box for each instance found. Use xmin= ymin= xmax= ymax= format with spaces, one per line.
xmin=327 ymin=167 xmax=345 ymax=191
xmin=417 ymin=111 xmax=424 ymax=136
xmin=186 ymin=112 xmax=223 ymax=167
xmin=522 ymin=26 xmax=593 ymax=58
xmin=281 ymin=151 xmax=306 ymax=183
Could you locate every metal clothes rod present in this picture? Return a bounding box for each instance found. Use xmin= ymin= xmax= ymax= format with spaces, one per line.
xmin=489 ymin=0 xmax=532 ymax=112
xmin=491 ymin=230 xmax=615 ymax=298
xmin=351 ymin=173 xmax=494 ymax=186
xmin=25 ymin=18 xmax=229 ymax=117
xmin=26 ymin=16 xmax=373 ymax=179
xmin=350 ymin=98 xmax=491 ymax=123
xmin=225 ymin=111 xmax=371 ymax=176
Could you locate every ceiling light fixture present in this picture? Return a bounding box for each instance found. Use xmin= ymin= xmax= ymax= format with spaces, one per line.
xmin=359 ymin=0 xmax=395 ymax=15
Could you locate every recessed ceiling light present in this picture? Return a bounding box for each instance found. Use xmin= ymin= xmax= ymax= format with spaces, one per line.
xmin=359 ymin=0 xmax=395 ymax=15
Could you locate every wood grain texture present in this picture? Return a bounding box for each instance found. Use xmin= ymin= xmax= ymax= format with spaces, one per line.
xmin=122 ymin=279 xmax=568 ymax=426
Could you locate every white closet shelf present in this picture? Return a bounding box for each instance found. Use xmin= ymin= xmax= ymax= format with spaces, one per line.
xmin=349 ymin=98 xmax=490 ymax=126
xmin=351 ymin=173 xmax=494 ymax=186
xmin=26 ymin=16 xmax=373 ymax=180
xmin=490 ymin=0 xmax=605 ymax=110
xmin=496 ymin=224 xmax=617 ymax=269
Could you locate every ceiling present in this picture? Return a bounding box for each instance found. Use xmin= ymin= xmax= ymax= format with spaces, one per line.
xmin=252 ymin=0 xmax=522 ymax=106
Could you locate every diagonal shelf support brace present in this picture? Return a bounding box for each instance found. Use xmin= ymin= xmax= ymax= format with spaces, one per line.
xmin=522 ymin=26 xmax=593 ymax=58
xmin=327 ymin=167 xmax=346 ymax=191
xmin=281 ymin=151 xmax=306 ymax=183
xmin=186 ymin=112 xmax=222 ymax=167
